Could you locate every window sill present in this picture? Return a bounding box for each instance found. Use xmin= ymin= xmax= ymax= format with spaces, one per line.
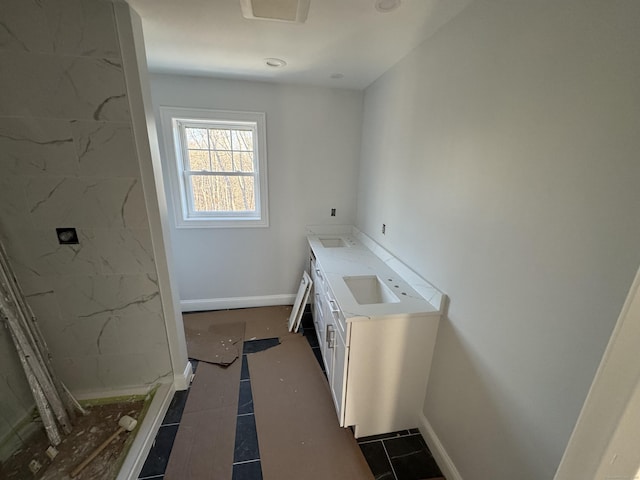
xmin=174 ymin=216 xmax=269 ymax=229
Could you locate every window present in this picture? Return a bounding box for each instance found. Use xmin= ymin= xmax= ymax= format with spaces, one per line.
xmin=160 ymin=107 xmax=268 ymax=228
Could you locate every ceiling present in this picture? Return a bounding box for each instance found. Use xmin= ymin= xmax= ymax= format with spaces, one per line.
xmin=126 ymin=0 xmax=473 ymax=90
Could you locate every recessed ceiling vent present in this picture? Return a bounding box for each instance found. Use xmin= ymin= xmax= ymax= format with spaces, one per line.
xmin=240 ymin=0 xmax=310 ymax=23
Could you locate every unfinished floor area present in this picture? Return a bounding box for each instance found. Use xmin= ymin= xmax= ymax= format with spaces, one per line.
xmin=2 ymin=398 xmax=146 ymax=480
xmin=138 ymin=306 xmax=445 ymax=480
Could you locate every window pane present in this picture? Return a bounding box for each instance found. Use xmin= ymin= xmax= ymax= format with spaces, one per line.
xmin=227 ymin=176 xmax=256 ymax=211
xmin=185 ymin=127 xmax=208 ymax=149
xmin=232 ymin=130 xmax=253 ymax=151
xmin=190 ymin=175 xmax=214 ymax=212
xmin=209 ymin=129 xmax=232 ymax=150
xmin=188 ymin=150 xmax=210 ymax=171
xmin=233 ymin=152 xmax=255 ymax=172
xmin=190 ymin=174 xmax=256 ymax=212
xmin=210 ymin=151 xmax=234 ymax=172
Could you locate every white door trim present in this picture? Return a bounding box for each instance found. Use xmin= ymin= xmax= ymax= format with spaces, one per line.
xmin=555 ymin=264 xmax=640 ymax=479
xmin=114 ymin=4 xmax=191 ymax=391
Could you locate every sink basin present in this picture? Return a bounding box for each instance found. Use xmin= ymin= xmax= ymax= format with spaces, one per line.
xmin=343 ymin=275 xmax=400 ymax=305
xmin=320 ymin=237 xmax=347 ymax=248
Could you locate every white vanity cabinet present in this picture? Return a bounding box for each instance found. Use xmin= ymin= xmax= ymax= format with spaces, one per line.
xmin=311 ymin=254 xmax=347 ymax=419
xmin=308 ymin=232 xmax=444 ymax=438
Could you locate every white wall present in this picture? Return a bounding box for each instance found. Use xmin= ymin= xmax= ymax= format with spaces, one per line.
xmin=356 ymin=1 xmax=640 ymax=479
xmin=0 ymin=0 xmax=173 ymax=418
xmin=150 ymin=75 xmax=363 ymax=307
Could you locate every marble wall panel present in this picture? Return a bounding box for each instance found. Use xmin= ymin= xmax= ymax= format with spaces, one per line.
xmin=0 ymin=118 xmax=141 ymax=178
xmin=91 ymin=228 xmax=156 ymax=274
xmin=0 ymin=0 xmax=120 ymax=58
xmin=3 ymin=227 xmax=155 ymax=277
xmin=53 ymin=352 xmax=172 ymax=393
xmin=0 ymin=309 xmax=37 ymax=449
xmin=39 ymin=0 xmax=120 ymax=58
xmin=0 ymin=0 xmax=172 ymax=428
xmin=0 ymin=228 xmax=155 ymax=281
xmin=24 ymin=288 xmax=65 ymax=331
xmin=71 ymin=121 xmax=140 ymax=177
xmin=61 ymin=312 xmax=169 ymax=357
xmin=0 ymin=350 xmax=34 ymax=429
xmin=0 ymin=51 xmax=129 ymax=121
xmin=0 ymin=332 xmax=33 ymax=406
xmin=36 ymin=311 xmax=83 ymax=358
xmin=0 ymin=0 xmax=51 ymax=54
xmin=0 ymin=175 xmax=30 ymax=229
xmin=54 ymin=273 xmax=162 ymax=320
xmin=4 ymin=228 xmax=103 ymax=276
xmin=0 ymin=117 xmax=77 ymax=176
xmin=25 ymin=176 xmax=148 ymax=229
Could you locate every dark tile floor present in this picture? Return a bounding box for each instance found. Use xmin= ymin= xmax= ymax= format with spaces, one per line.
xmin=138 ymin=310 xmax=444 ymax=480
xmin=138 ymin=352 xmax=265 ymax=480
xmin=232 ymin=348 xmax=263 ymax=480
xmin=300 ymin=311 xmax=444 ymax=480
xmin=138 ymin=387 xmax=188 ymax=479
xmin=357 ymin=430 xmax=444 ymax=480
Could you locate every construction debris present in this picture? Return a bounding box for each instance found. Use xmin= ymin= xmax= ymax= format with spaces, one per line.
xmin=0 ymin=241 xmax=84 ymax=446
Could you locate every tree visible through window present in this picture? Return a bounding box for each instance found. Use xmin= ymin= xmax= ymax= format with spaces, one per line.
xmin=184 ymin=125 xmax=256 ymax=213
xmin=161 ymin=108 xmax=268 ymax=228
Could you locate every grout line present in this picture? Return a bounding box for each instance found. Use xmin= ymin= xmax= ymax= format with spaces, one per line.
xmin=233 ymin=371 xmax=262 ymax=471
xmin=381 ymin=440 xmax=399 ymax=480
xmin=160 ymin=422 xmax=181 ymax=427
xmin=358 ymin=438 xmax=387 ymax=445
xmin=232 ymin=458 xmax=261 ymax=466
xmin=158 ymin=423 xmax=179 ymax=430
xmin=357 ymin=432 xmax=422 ymax=445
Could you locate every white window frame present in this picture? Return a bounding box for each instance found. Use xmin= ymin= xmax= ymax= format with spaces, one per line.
xmin=160 ymin=107 xmax=269 ymax=228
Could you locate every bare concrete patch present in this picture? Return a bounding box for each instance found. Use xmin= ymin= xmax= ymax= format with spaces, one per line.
xmin=1 ymin=398 xmax=145 ymax=480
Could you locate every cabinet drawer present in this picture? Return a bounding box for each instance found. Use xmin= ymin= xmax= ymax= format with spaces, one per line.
xmin=325 ymin=287 xmax=346 ymax=337
xmin=313 ymin=265 xmax=324 ymax=288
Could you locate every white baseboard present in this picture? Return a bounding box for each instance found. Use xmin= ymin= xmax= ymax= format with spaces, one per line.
xmin=181 ymin=294 xmax=296 ymax=312
xmin=118 ymin=382 xmax=175 ymax=480
xmin=174 ymin=361 xmax=193 ymax=390
xmin=418 ymin=411 xmax=463 ymax=480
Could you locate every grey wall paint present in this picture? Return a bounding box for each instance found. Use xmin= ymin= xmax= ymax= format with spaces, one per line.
xmin=0 ymin=0 xmax=173 ymax=448
xmin=356 ymin=1 xmax=640 ymax=478
xmin=150 ymin=74 xmax=363 ymax=303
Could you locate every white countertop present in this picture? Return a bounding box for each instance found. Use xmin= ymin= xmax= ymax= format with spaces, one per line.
xmin=308 ymin=234 xmax=441 ymax=320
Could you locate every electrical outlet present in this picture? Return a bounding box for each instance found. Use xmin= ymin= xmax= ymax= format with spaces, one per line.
xmin=382 ymin=224 xmax=386 ymax=235
xmin=331 ymin=208 xmax=336 ymax=217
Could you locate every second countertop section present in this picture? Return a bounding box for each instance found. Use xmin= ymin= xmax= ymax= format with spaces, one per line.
xmin=308 ymin=233 xmax=442 ymax=320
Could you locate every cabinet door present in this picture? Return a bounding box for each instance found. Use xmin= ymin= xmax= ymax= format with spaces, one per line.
xmin=310 ymin=258 xmax=317 ymax=319
xmin=331 ymin=326 xmax=347 ymax=425
xmin=323 ymin=320 xmax=335 ymax=378
xmin=310 ymin=256 xmax=322 ymax=319
xmin=313 ymin=292 xmax=323 ymax=340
